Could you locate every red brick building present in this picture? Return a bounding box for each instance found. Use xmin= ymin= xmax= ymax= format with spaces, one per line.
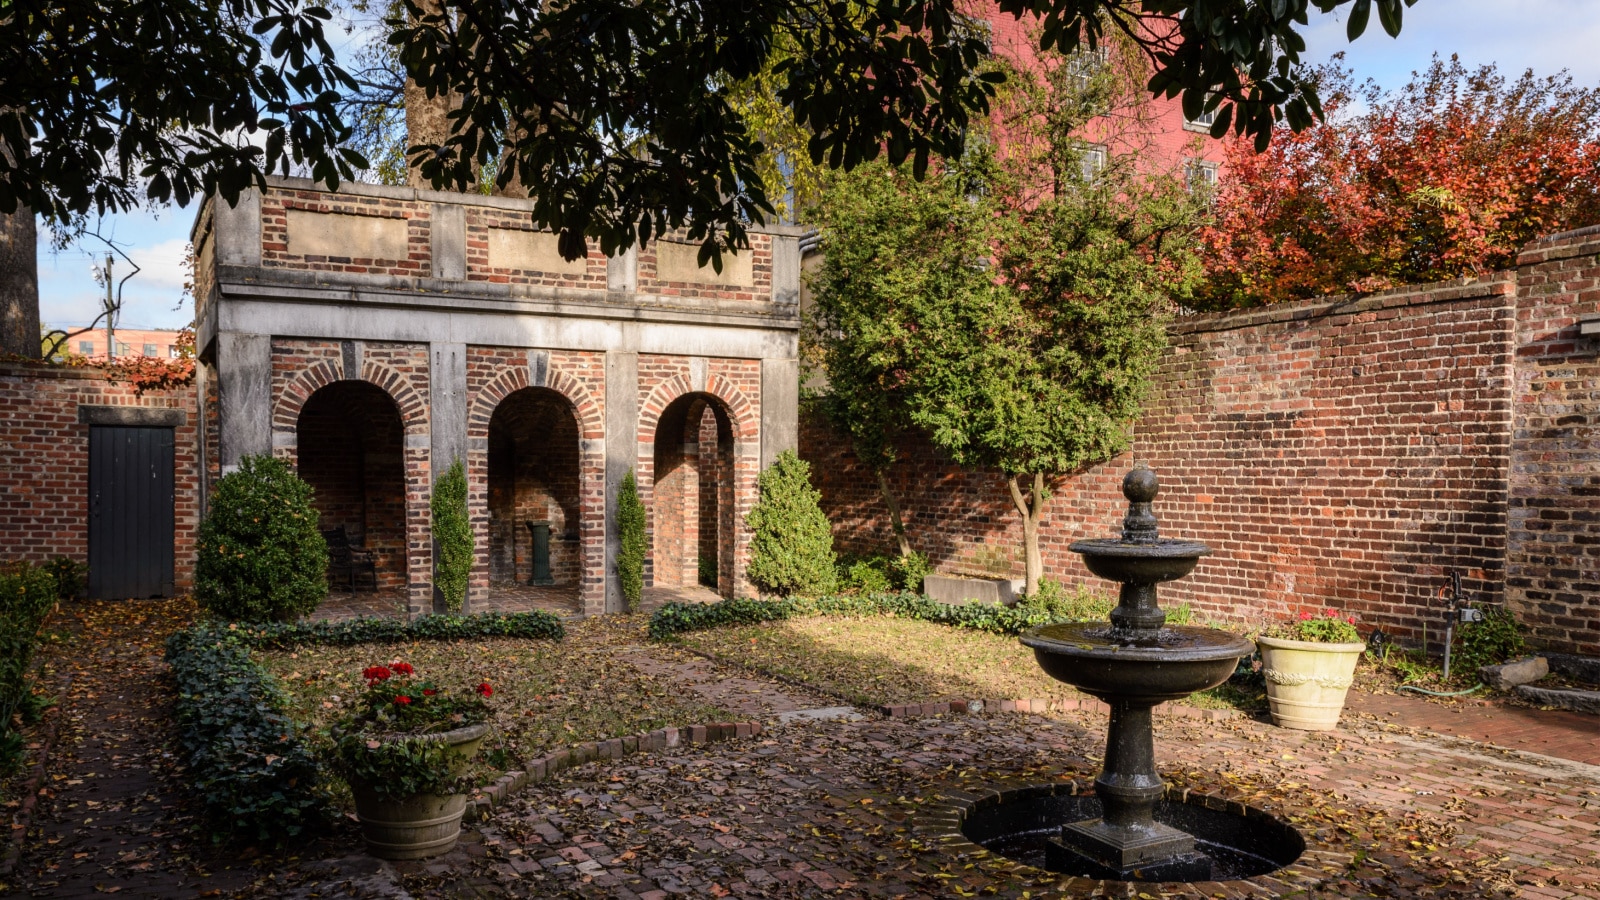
xmin=58 ymin=328 xmax=187 ymax=362
xmin=191 ymin=178 xmax=803 ymax=617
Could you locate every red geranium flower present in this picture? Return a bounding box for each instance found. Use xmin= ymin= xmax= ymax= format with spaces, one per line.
xmin=423 ymin=688 xmax=437 ymax=696
xmin=394 ymin=695 xmax=412 ymax=705
xmin=476 ymin=682 xmax=494 ymax=698
xmin=392 ymin=662 xmax=414 ymax=676
xmin=363 ymin=665 xmax=392 ymax=682
xmin=1298 ymin=611 xmax=1312 ymax=621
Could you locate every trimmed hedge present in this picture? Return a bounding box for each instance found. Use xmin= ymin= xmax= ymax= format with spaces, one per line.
xmin=648 ymin=591 xmax=1096 ymax=641
xmin=165 ymin=624 xmax=329 ymax=845
xmin=220 ymin=610 xmax=567 ymax=651
xmin=1 ymin=563 xmax=58 ymax=771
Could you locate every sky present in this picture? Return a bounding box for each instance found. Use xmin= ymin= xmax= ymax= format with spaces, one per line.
xmin=36 ymin=0 xmax=1600 ymax=332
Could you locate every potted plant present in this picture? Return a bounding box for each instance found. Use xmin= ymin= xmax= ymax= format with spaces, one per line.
xmin=330 ymin=661 xmax=495 ymax=859
xmin=1256 ymin=609 xmax=1365 ymax=731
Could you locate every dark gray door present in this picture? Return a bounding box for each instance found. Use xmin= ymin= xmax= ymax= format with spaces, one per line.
xmin=88 ymin=426 xmax=175 ymax=599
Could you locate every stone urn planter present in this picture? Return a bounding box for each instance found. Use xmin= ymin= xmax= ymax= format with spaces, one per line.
xmin=349 ymin=721 xmax=491 ymax=860
xmin=1256 ymin=636 xmax=1365 ymax=731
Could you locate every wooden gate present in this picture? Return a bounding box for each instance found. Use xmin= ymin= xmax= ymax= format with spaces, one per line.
xmin=88 ymin=426 xmax=175 ymax=599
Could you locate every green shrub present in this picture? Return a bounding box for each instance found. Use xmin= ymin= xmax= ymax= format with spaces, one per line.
xmin=648 ymin=588 xmax=1118 ymax=642
xmin=891 ymin=551 xmax=932 ymax=593
xmin=837 ymin=555 xmax=894 ymax=595
xmin=0 ymin=563 xmax=58 ymax=773
xmin=1455 ymin=605 xmax=1526 ymax=678
xmin=431 ymin=458 xmax=473 ymax=613
xmin=745 ymin=451 xmax=837 ymax=597
xmin=617 ymin=469 xmax=646 ymax=611
xmin=42 ymin=556 xmax=84 ymax=600
xmin=165 ymin=624 xmax=330 ymax=845
xmin=222 ymin=610 xmax=565 ymax=651
xmin=1015 ymin=579 xmax=1113 ymax=622
xmin=195 ymin=454 xmax=328 ymax=622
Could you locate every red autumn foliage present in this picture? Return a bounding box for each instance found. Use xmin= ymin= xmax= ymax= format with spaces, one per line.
xmin=99 ymin=328 xmax=197 ymax=395
xmin=1196 ymin=55 xmax=1600 ymax=309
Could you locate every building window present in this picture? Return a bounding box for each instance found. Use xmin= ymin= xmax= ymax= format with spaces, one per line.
xmin=143 ymin=343 xmax=158 ymax=357
xmin=116 ymin=342 xmax=131 ymax=356
xmin=1079 ymin=145 xmax=1107 ymax=182
xmin=168 ymin=345 xmax=182 ymax=359
xmin=1186 ymin=160 xmax=1219 ymax=192
xmin=1064 ymin=45 xmax=1110 ymax=85
xmin=78 ymin=341 xmax=94 ymax=355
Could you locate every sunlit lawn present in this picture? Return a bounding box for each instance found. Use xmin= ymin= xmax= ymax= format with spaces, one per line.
xmin=679 ymin=614 xmax=1266 ymax=713
xmin=258 ymin=616 xmax=730 ymax=785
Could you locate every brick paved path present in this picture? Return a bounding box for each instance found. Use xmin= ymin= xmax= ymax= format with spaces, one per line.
xmin=1347 ymin=689 xmax=1600 ymax=766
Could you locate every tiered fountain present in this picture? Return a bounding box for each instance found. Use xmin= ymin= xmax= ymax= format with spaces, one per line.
xmin=1015 ymin=467 xmax=1258 ymax=881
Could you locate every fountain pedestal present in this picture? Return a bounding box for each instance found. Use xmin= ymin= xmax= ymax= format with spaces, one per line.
xmin=1021 ymin=467 xmax=1252 ymax=880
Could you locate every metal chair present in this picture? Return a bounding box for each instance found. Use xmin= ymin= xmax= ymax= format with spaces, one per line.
xmin=321 ymin=526 xmax=378 ymax=592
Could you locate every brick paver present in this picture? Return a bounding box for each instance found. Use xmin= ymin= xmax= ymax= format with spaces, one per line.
xmin=1347 ymin=689 xmax=1600 ymax=765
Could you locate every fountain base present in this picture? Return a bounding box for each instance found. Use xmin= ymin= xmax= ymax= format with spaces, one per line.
xmin=1048 ymin=820 xmax=1213 ymax=881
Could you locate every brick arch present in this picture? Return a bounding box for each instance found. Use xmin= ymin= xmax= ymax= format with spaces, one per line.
xmin=468 ymin=367 xmax=602 ymax=440
xmin=637 ymin=373 xmax=755 ymax=446
xmin=273 ymin=360 xmax=427 ymax=434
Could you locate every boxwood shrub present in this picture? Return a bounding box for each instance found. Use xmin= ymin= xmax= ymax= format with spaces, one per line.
xmin=223 ymin=609 xmax=566 ymax=651
xmin=165 ymin=624 xmax=330 ymax=845
xmin=647 ymin=590 xmax=1107 ymax=641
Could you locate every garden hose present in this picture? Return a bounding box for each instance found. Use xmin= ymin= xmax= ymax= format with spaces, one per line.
xmin=1396 ymin=682 xmax=1487 ymax=697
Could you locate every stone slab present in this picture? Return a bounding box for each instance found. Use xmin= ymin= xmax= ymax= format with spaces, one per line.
xmin=1515 ymin=685 xmax=1600 ymax=715
xmin=774 ymin=707 xmax=865 ymax=724
xmin=1545 ymin=652 xmax=1600 ymax=686
xmin=924 ymin=574 xmax=1019 ymax=607
xmin=1480 ymin=655 xmax=1548 ymax=690
xmin=488 ymin=228 xmax=588 ymax=275
xmin=655 ymin=240 xmax=753 ymax=287
xmin=287 ymin=209 xmax=409 ymax=260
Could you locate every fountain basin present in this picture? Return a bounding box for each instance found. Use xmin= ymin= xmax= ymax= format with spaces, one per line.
xmin=1022 ymin=623 xmax=1254 ymax=704
xmin=1068 ymin=538 xmax=1211 ymax=585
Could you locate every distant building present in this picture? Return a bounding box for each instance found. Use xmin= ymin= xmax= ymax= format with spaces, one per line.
xmin=63 ymin=328 xmax=187 ymax=361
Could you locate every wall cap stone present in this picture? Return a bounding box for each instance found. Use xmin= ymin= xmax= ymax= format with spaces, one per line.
xmin=77 ymin=405 xmax=187 ymax=427
xmin=1171 ymin=273 xmax=1516 ymax=337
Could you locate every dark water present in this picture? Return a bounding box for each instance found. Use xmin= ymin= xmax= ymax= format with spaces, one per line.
xmin=1028 ymin=622 xmax=1252 ymax=653
xmin=961 ymin=791 xmax=1303 ymax=882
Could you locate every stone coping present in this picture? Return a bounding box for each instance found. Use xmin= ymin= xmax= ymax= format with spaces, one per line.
xmin=910 ymin=778 xmax=1351 ymax=897
xmin=1171 ymin=273 xmax=1515 ymax=338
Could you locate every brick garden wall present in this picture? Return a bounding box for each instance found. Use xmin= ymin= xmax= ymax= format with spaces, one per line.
xmin=1508 ymin=227 xmax=1600 ymax=654
xmin=0 ymin=365 xmax=200 ymax=593
xmin=804 ymin=271 xmax=1580 ymax=650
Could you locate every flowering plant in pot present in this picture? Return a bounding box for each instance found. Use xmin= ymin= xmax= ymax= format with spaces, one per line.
xmin=329 ymin=661 xmax=496 ymax=859
xmin=1256 ymin=609 xmax=1365 ymax=731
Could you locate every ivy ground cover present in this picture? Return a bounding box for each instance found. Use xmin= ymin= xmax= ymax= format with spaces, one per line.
xmin=258 ymin=615 xmax=731 ymax=783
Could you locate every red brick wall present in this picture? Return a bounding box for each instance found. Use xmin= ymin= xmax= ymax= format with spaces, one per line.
xmin=1509 ymin=227 xmax=1600 ymax=654
xmin=464 ymin=208 xmax=610 ymax=291
xmin=0 ymin=365 xmax=200 ymax=593
xmin=805 ymin=275 xmax=1526 ymax=647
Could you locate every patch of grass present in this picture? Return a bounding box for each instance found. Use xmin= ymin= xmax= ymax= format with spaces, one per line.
xmin=680 ymin=615 xmax=1084 ymax=707
xmin=258 ymin=616 xmax=729 ymax=789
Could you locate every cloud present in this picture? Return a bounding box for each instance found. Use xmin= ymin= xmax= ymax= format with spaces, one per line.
xmin=1302 ymin=0 xmax=1600 ymax=90
xmin=37 ymin=208 xmax=199 ymax=330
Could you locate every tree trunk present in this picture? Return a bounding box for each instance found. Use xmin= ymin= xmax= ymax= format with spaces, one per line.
xmin=876 ymin=469 xmax=913 ymax=558
xmin=403 ymin=0 xmax=455 ymax=190
xmin=0 ymin=206 xmax=39 ymax=359
xmin=1007 ymin=472 xmax=1047 ymax=597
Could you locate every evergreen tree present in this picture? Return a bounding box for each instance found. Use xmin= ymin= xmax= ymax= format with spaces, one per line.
xmin=616 ymin=469 xmax=646 ymax=611
xmin=431 ymin=458 xmax=473 ymax=613
xmin=745 ymin=451 xmax=837 ymax=597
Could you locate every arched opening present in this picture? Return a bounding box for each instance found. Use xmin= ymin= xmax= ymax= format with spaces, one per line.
xmin=486 ymin=387 xmax=583 ymax=599
xmin=652 ymin=393 xmax=735 ymax=598
xmin=297 ymin=381 xmax=408 ymax=592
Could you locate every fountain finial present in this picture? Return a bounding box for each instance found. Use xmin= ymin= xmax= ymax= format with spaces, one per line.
xmin=1120 ymin=467 xmax=1160 ymax=544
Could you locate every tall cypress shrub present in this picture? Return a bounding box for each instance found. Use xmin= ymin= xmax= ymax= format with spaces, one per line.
xmin=432 ymin=458 xmax=473 ymax=613
xmin=616 ymin=469 xmax=646 ymax=611
xmin=745 ymin=451 xmax=837 ymax=597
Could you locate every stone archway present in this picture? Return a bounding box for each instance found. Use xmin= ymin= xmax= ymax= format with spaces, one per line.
xmin=651 ymin=392 xmax=737 ymax=598
xmin=485 ymin=387 xmax=584 ymax=597
xmin=296 ymin=380 xmax=408 ymax=590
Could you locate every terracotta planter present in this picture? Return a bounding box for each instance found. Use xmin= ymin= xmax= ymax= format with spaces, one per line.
xmin=1256 ymin=636 xmax=1366 ymax=731
xmin=350 ymin=721 xmax=491 ymax=860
